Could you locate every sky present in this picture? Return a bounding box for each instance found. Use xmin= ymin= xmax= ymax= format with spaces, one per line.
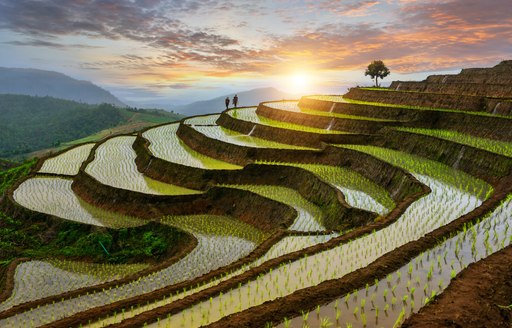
xmin=0 ymin=0 xmax=511 ymax=105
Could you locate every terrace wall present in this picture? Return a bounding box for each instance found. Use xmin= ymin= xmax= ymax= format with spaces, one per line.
xmin=299 ymin=96 xmax=512 ymax=141
xmin=344 ymin=87 xmax=487 ymax=112
xmin=389 ymin=81 xmax=512 ymax=99
xmin=216 ymin=111 xmax=374 ymax=148
xmin=256 ymin=102 xmax=397 ymax=134
xmin=133 ymin=134 xmax=376 ymax=230
xmin=375 ymin=129 xmax=512 ymax=184
xmin=72 ymin=171 xmax=295 ymax=232
xmin=177 ymin=123 xmax=424 ymax=206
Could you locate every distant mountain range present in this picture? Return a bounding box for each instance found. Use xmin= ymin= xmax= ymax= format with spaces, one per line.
xmin=173 ymin=87 xmax=293 ymax=116
xmin=0 ymin=67 xmax=126 ymax=107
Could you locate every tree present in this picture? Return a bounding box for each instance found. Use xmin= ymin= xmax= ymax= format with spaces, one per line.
xmin=365 ymin=60 xmax=390 ymax=87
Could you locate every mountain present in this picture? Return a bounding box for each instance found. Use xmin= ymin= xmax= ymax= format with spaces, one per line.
xmin=0 ymin=67 xmax=126 ymax=107
xmin=173 ymin=87 xmax=293 ymax=116
xmin=0 ymin=94 xmax=183 ymax=159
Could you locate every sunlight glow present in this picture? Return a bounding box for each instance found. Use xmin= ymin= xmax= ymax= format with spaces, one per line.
xmin=289 ymin=73 xmax=311 ymax=94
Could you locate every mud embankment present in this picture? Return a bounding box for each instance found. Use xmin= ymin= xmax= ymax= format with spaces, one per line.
xmin=176 ymin=123 xmax=424 ymax=205
xmin=256 ymin=102 xmax=398 ymax=134
xmin=72 ymin=172 xmax=295 ymax=232
xmin=345 ymin=88 xmax=486 ymax=112
xmin=299 ymin=96 xmax=512 ymax=141
xmin=374 ymin=128 xmax=512 ymax=185
xmin=389 ymin=81 xmax=512 ymax=99
xmin=216 ymin=111 xmax=373 ymax=148
xmin=134 ymin=134 xmax=376 ymax=230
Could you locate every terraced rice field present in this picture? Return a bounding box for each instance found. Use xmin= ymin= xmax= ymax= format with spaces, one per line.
xmin=38 ymin=143 xmax=95 ymax=176
xmin=189 ymin=115 xmax=316 ymax=150
xmin=263 ymin=101 xmax=395 ymax=122
xmin=13 ymin=176 xmax=144 ymax=228
xmin=84 ymin=136 xmax=201 ymax=195
xmin=143 ymin=124 xmax=241 ymax=169
xmin=228 ymin=107 xmax=347 ymax=134
xmin=3 ymin=62 xmax=512 ymax=328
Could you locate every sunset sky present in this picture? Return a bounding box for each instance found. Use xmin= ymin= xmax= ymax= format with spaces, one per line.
xmin=1 ymin=0 xmax=511 ymax=105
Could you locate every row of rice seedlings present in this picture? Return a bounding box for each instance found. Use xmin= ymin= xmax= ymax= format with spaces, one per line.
xmin=258 ymin=161 xmax=394 ymax=215
xmin=284 ymin=195 xmax=512 ymax=328
xmin=227 ymin=107 xmax=346 ymax=135
xmin=162 ymin=215 xmax=267 ymax=244
xmin=395 ymin=127 xmax=512 ymax=158
xmin=38 ymin=143 xmax=95 ymax=176
xmin=86 ymin=233 xmax=338 ymax=327
xmin=0 ymin=216 xmax=260 ymax=327
xmin=221 ymin=184 xmax=326 ymax=232
xmin=190 ymin=118 xmax=316 ymax=150
xmin=184 ymin=115 xmax=220 ymax=125
xmin=139 ymin=165 xmax=485 ymax=327
xmin=341 ymin=145 xmax=493 ymax=201
xmin=143 ymin=123 xmax=241 ymax=170
xmin=263 ymin=101 xmax=394 ymax=122
xmin=12 ymin=176 xmax=145 ymax=228
xmin=84 ymin=136 xmax=200 ymax=195
xmin=0 ymin=260 xmax=147 ymax=312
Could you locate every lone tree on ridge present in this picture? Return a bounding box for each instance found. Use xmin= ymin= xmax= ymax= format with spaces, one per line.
xmin=365 ymin=60 xmax=390 ymax=87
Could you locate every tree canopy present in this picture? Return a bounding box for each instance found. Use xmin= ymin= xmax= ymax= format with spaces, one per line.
xmin=365 ymin=60 xmax=390 ymax=87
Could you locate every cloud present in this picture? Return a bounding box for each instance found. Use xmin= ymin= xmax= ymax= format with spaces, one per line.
xmin=0 ymin=0 xmax=510 ymax=81
xmin=3 ymin=39 xmax=101 ymax=49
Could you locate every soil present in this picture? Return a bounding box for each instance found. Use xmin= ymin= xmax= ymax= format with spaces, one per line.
xmin=402 ymin=244 xmax=512 ymax=328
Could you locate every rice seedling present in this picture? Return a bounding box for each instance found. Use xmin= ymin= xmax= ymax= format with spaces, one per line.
xmin=143 ymin=123 xmax=241 ymax=169
xmin=222 ymin=184 xmax=326 ymax=232
xmin=13 ymin=176 xmax=145 ymax=228
xmin=394 ymin=127 xmax=512 ymax=158
xmin=283 ymin=194 xmax=511 ymax=328
xmin=38 ymin=143 xmax=95 ymax=176
xmin=262 ymin=101 xmax=394 ymax=122
xmin=189 ymin=116 xmax=316 ymax=150
xmin=85 ymin=136 xmax=201 ymax=195
xmin=0 ymin=260 xmax=147 ymax=312
xmin=257 ymin=161 xmax=394 ymax=215
xmin=227 ymin=107 xmax=346 ymax=134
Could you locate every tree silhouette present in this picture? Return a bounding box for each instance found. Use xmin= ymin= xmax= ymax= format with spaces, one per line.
xmin=365 ymin=60 xmax=390 ymax=87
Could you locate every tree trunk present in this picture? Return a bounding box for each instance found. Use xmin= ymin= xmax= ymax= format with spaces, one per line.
xmin=375 ymin=77 xmax=379 ymax=87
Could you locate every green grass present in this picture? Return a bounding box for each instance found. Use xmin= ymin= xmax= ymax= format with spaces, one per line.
xmin=0 ymin=158 xmax=36 ymax=195
xmin=395 ymin=127 xmax=512 ymax=157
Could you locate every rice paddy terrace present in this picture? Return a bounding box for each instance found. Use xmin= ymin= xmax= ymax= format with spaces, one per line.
xmin=1 ymin=61 xmax=512 ymax=327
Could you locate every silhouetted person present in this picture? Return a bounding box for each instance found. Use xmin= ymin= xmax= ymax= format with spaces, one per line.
xmin=225 ymin=97 xmax=230 ymax=109
xmin=233 ymin=94 xmax=239 ymax=108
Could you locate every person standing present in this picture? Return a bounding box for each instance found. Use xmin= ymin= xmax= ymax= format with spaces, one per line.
xmin=233 ymin=94 xmax=239 ymax=108
xmin=225 ymin=97 xmax=230 ymax=109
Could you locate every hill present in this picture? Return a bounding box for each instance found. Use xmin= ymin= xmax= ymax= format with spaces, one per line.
xmin=0 ymin=67 xmax=125 ymax=106
xmin=0 ymin=94 xmax=183 ymax=159
xmin=173 ymin=87 xmax=292 ymax=115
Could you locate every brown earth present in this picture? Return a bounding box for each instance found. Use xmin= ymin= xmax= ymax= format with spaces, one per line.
xmin=402 ymin=244 xmax=512 ymax=328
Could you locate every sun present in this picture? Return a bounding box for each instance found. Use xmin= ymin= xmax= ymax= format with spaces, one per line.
xmin=289 ymin=73 xmax=310 ymax=94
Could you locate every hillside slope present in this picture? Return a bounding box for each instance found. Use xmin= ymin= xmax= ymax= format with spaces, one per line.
xmin=0 ymin=94 xmax=183 ymax=158
xmin=0 ymin=67 xmax=125 ymax=106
